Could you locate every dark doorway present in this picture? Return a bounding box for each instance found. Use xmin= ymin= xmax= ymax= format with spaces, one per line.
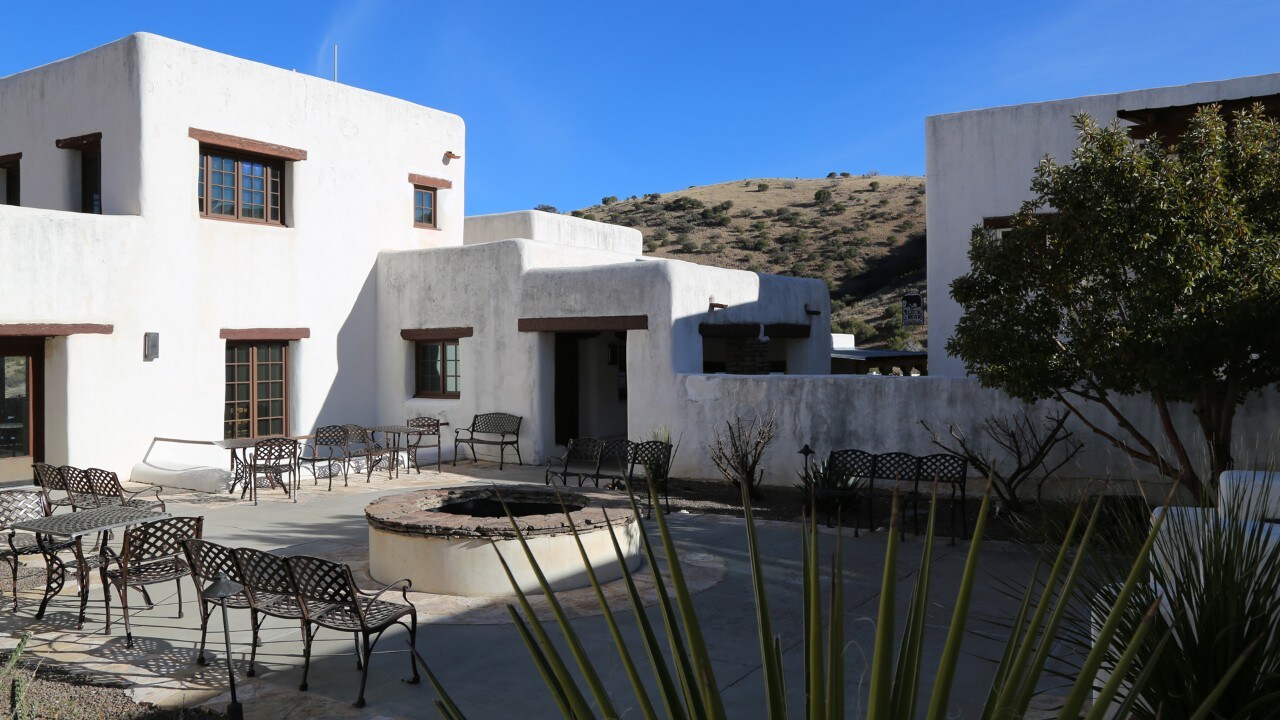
xmin=0 ymin=337 xmax=44 ymax=482
xmin=554 ymin=333 xmax=583 ymax=445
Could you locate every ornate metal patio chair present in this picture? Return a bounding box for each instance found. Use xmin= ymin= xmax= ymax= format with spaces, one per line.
xmin=286 ymin=554 xmax=420 ymax=708
xmin=59 ymin=466 xmax=96 ymax=511
xmin=626 ymin=440 xmax=674 ymax=517
xmin=246 ymin=438 xmax=299 ymax=504
xmin=84 ymin=468 xmax=166 ymax=512
xmin=232 ymin=547 xmax=308 ymax=678
xmin=301 ymin=425 xmax=349 ymax=490
xmin=405 ymin=417 xmax=442 ymax=474
xmin=918 ymin=453 xmax=970 ymax=544
xmin=871 ymin=452 xmax=921 ymax=538
xmin=101 ymin=516 xmax=203 ymax=648
xmin=32 ymin=462 xmax=73 ymax=513
xmin=545 ymin=437 xmax=601 ymax=487
xmin=0 ymin=490 xmax=72 ymax=612
xmin=815 ymin=449 xmax=875 ymax=536
xmin=182 ymin=538 xmax=251 ymax=666
xmin=593 ymin=439 xmax=633 ymax=490
xmin=343 ymin=425 xmax=391 ymax=482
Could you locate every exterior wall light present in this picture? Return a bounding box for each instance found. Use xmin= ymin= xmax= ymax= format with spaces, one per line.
xmin=143 ymin=332 xmax=160 ymax=361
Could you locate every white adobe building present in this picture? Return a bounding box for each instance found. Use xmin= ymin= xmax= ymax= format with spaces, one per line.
xmin=926 ymin=73 xmax=1280 ymax=377
xmin=0 ymin=34 xmax=831 ymax=486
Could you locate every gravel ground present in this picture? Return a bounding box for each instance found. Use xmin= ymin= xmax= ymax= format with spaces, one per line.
xmin=0 ymin=648 xmax=225 ymax=720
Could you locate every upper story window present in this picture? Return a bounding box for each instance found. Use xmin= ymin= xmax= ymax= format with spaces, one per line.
xmin=199 ymin=150 xmax=284 ymax=224
xmin=413 ymin=186 xmax=436 ymax=228
xmin=408 ymin=173 xmax=452 ymax=230
xmin=55 ymin=133 xmax=101 ymax=214
xmin=189 ymin=128 xmax=307 ymax=227
xmin=0 ymin=153 xmax=19 ymax=206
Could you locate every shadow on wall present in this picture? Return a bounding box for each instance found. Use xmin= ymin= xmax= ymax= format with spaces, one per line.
xmin=310 ymin=266 xmax=381 ymax=432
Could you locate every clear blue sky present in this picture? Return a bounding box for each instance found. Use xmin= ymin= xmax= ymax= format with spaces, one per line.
xmin=5 ymin=1 xmax=1278 ymax=215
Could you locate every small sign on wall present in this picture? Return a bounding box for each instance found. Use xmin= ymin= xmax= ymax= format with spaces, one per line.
xmin=143 ymin=332 xmax=160 ymax=362
xmin=902 ymin=293 xmax=924 ymax=326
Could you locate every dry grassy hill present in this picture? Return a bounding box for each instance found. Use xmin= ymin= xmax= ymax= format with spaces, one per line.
xmin=556 ymin=175 xmax=927 ymax=349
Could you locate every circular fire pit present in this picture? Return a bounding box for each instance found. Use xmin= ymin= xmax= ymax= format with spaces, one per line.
xmin=365 ymin=486 xmax=642 ymax=596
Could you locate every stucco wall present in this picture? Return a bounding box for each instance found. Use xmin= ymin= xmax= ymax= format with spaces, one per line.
xmin=465 ymin=211 xmax=642 ymax=255
xmin=926 ymin=72 xmax=1280 ymax=377
xmin=668 ymin=374 xmax=1280 ymax=487
xmin=0 ymin=34 xmax=465 ymax=477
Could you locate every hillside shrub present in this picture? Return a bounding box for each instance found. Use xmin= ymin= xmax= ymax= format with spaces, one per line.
xmin=664 ymin=196 xmax=705 ymax=212
xmin=840 ymin=171 xmax=852 ymax=177
xmin=756 ymin=182 xmax=770 ymax=192
xmin=644 ymin=193 xmax=661 ymax=203
xmin=827 ymin=172 xmax=838 ymax=178
xmin=534 ymin=204 xmax=559 ymax=213
xmin=601 ymin=195 xmax=618 ymax=205
xmin=869 ymin=180 xmax=881 ymax=191
xmin=814 ymin=188 xmax=833 ymax=206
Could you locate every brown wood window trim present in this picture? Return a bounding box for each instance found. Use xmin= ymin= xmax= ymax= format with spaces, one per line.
xmin=517 ymin=315 xmax=649 ymax=332
xmin=0 ymin=153 xmax=20 ymax=207
xmin=188 ymin=128 xmax=307 ymax=161
xmin=199 ymin=147 xmax=286 ymax=226
xmin=0 ymin=152 xmax=21 ymax=166
xmin=414 ymin=339 xmax=461 ymax=399
xmin=220 ymin=328 xmax=310 ymax=341
xmin=54 ymin=132 xmax=102 ymax=150
xmin=413 ymin=185 xmax=437 ymax=229
xmin=0 ymin=323 xmax=113 ymax=336
xmin=224 ymin=342 xmax=289 ymax=440
xmin=401 ymin=327 xmax=473 ymax=341
xmin=407 ymin=173 xmax=452 ymax=189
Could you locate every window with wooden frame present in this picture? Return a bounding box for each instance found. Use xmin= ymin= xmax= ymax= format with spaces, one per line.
xmin=413 ymin=186 xmax=436 ymax=228
xmin=414 ymin=340 xmax=460 ymax=398
xmin=198 ymin=148 xmax=284 ymax=224
xmin=224 ymin=342 xmax=288 ymax=439
xmin=408 ymin=173 xmax=451 ymax=230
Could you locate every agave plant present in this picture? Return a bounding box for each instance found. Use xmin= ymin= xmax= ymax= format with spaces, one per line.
xmin=413 ymin=478 xmax=1254 ymax=718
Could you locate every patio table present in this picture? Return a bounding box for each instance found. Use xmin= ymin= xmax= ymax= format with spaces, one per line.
xmin=366 ymin=425 xmax=419 ymax=479
xmin=11 ymin=505 xmax=169 ymax=627
xmin=214 ymin=435 xmax=310 ymax=499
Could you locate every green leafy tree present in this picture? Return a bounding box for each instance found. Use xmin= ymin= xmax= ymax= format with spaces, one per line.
xmin=813 ymin=188 xmax=833 ymax=206
xmin=948 ymin=105 xmax=1280 ymax=501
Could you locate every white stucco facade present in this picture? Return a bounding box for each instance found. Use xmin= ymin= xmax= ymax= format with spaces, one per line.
xmin=0 ymin=34 xmax=832 ymax=485
xmin=926 ymin=72 xmax=1280 ymax=377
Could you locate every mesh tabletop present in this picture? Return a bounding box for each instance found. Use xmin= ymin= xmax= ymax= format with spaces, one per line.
xmin=213 ymin=438 xmax=260 ymax=450
xmin=10 ymin=507 xmax=170 ymax=539
xmin=366 ymin=425 xmax=421 ymax=434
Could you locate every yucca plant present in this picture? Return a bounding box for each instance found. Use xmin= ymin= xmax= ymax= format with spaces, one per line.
xmin=413 ymin=479 xmax=1255 ymax=718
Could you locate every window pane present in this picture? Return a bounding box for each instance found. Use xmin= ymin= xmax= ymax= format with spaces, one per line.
xmin=414 ymin=188 xmax=434 ymax=226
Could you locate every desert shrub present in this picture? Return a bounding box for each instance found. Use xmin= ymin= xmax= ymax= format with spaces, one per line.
xmin=756 ymin=182 xmax=770 ymax=192
xmin=814 ymin=188 xmax=833 ymax=205
xmin=664 ymin=196 xmax=705 ymax=212
xmin=652 ymin=229 xmax=671 ymax=245
xmin=828 ymin=202 xmax=847 ymax=215
xmin=777 ymin=229 xmax=808 ymax=244
xmin=878 ymin=197 xmax=890 ymax=206
xmin=708 ymin=411 xmax=777 ymax=500
xmin=601 ymin=195 xmax=618 ymax=205
xmin=783 ymin=181 xmax=795 ymax=189
xmin=677 ymin=235 xmax=697 ymax=253
xmin=534 ymin=204 xmax=559 ymax=213
xmin=827 ymin=171 xmax=838 ymax=178
xmin=789 ymin=262 xmax=807 ymax=276
xmin=750 ymin=220 xmax=768 ymax=231
xmin=869 ymin=180 xmax=881 ymax=192
xmin=840 ymin=171 xmax=852 ymax=177
xmin=644 ymin=192 xmax=661 ymax=203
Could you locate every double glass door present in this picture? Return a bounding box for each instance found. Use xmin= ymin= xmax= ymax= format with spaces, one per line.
xmin=0 ymin=339 xmax=41 ymax=482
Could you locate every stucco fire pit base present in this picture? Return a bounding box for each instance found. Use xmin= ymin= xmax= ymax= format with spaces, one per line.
xmin=366 ymin=486 xmax=642 ymax=596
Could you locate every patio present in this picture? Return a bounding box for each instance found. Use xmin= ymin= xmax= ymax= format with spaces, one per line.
xmin=0 ymin=462 xmax=1038 ymax=719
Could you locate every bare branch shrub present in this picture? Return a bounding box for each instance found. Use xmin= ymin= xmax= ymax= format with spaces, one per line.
xmin=708 ymin=412 xmax=777 ymax=500
xmin=920 ymin=410 xmax=1083 ymax=512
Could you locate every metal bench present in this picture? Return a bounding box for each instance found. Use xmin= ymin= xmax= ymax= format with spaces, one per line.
xmin=453 ymin=413 xmax=523 ymax=469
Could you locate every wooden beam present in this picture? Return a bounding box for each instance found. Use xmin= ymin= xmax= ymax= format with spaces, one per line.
xmin=0 ymin=323 xmax=113 ymax=336
xmin=408 ymin=173 xmax=453 ymax=189
xmin=0 ymin=152 xmax=21 ymax=166
xmin=518 ymin=315 xmax=648 ymax=332
xmin=189 ymin=128 xmax=307 ymax=161
xmin=698 ymin=323 xmax=760 ymax=338
xmin=401 ymin=327 xmax=474 ymax=341
xmin=764 ymin=323 xmax=811 ymax=339
xmin=54 ymin=132 xmax=102 ymax=150
xmin=220 ymin=328 xmax=310 ymax=341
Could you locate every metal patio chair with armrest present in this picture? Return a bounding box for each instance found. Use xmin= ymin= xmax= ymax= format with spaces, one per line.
xmin=182 ymin=538 xmax=251 ymax=666
xmin=0 ymin=490 xmax=73 ymax=612
xmin=918 ymin=453 xmax=970 ymax=545
xmin=232 ymin=546 xmax=309 ymax=679
xmin=286 ymin=554 xmax=420 ymax=708
xmin=816 ymin=449 xmax=874 ymax=536
xmin=626 ymin=440 xmax=674 ymax=518
xmin=593 ymin=439 xmax=633 ymax=490
xmin=300 ymin=425 xmax=349 ymax=490
xmin=101 ymin=515 xmax=203 ymax=649
xmin=32 ymin=463 xmax=73 ymax=513
xmin=545 ymin=437 xmax=602 ymax=487
xmin=871 ymin=451 xmax=921 ymax=539
xmin=343 ymin=425 xmax=391 ymax=482
xmin=246 ymin=438 xmax=299 ymax=504
xmin=85 ymin=468 xmax=166 ymax=513
xmin=405 ymin=417 xmax=442 ymax=474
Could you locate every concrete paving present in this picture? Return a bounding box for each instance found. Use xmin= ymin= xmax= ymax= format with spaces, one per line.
xmin=0 ymin=462 xmax=1047 ymax=719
